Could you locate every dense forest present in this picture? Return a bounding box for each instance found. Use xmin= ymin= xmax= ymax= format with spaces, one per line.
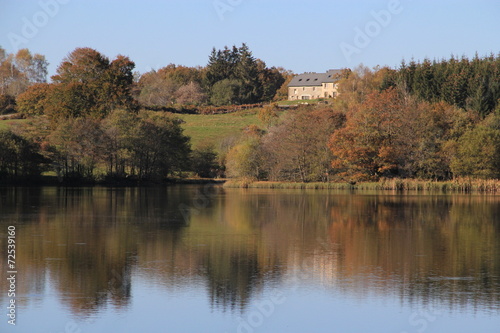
xmin=0 ymin=44 xmax=499 ymax=183
xmin=224 ymin=55 xmax=500 ymax=182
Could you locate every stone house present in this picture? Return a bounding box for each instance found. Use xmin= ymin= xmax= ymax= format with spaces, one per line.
xmin=288 ymin=69 xmax=343 ymax=101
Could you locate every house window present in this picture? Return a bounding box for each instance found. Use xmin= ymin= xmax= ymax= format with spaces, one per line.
xmin=294 ymin=89 xmax=297 ymax=94
xmin=313 ymin=87 xmax=315 ymax=91
xmin=301 ymin=96 xmax=310 ymax=100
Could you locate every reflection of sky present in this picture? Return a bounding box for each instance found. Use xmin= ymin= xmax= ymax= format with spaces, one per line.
xmin=7 ymin=272 xmax=500 ymax=333
xmin=2 ymin=188 xmax=500 ymax=332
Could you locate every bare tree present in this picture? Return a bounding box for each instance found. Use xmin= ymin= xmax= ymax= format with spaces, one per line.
xmin=175 ymin=81 xmax=207 ymax=105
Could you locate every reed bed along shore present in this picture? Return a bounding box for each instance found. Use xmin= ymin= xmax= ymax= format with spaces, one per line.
xmin=223 ymin=178 xmax=500 ymax=193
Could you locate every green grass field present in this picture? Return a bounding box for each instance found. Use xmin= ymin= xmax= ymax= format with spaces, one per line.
xmin=277 ymin=98 xmax=330 ymax=106
xmin=0 ymin=118 xmax=27 ymax=130
xmin=0 ymin=111 xmax=263 ymax=150
xmin=176 ymin=109 xmax=263 ymax=148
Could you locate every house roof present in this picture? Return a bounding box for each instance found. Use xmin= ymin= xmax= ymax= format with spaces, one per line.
xmin=288 ymin=69 xmax=343 ymax=87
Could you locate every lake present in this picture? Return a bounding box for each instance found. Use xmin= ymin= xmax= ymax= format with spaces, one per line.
xmin=0 ymin=185 xmax=499 ymax=332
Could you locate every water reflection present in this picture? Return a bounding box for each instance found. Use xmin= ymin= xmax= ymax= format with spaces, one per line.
xmin=0 ymin=186 xmax=499 ymax=319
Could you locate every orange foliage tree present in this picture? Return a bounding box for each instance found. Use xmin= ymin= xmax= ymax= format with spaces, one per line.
xmin=329 ymin=88 xmax=412 ymax=181
xmin=17 ymin=48 xmax=137 ymax=123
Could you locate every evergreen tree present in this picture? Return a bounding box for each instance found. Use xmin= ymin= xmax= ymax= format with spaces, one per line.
xmin=204 ymin=44 xmax=283 ymax=105
xmin=386 ymin=54 xmax=500 ymax=117
xmin=234 ymin=43 xmax=263 ymax=103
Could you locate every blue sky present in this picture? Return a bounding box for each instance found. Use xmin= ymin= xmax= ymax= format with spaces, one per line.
xmin=0 ymin=0 xmax=498 ymax=78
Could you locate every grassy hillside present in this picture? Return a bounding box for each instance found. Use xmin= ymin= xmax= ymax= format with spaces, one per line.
xmin=0 ymin=118 xmax=27 ymax=130
xmin=176 ymin=109 xmax=263 ymax=148
xmin=0 ymin=110 xmax=264 ymax=149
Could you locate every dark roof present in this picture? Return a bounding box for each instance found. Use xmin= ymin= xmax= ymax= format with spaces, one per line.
xmin=288 ymin=69 xmax=343 ymax=87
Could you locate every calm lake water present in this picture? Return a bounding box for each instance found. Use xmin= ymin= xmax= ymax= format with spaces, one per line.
xmin=1 ymin=185 xmax=499 ymax=333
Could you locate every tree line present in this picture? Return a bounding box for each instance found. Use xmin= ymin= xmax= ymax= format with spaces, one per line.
xmin=1 ymin=46 xmax=499 ymax=183
xmin=381 ymin=54 xmax=500 ymax=116
xmin=1 ymin=44 xmax=290 ymax=116
xmin=137 ymin=44 xmax=290 ymax=107
xmin=0 ymin=47 xmax=218 ymax=182
xmin=225 ymin=55 xmax=500 ymax=182
xmin=0 ymin=48 xmax=48 ymax=114
xmin=0 ymin=44 xmax=287 ymax=183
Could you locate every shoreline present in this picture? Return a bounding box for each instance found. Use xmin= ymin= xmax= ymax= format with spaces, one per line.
xmin=0 ymin=176 xmax=226 ymax=187
xmin=223 ymin=179 xmax=500 ymax=193
xmin=3 ymin=177 xmax=500 ymax=193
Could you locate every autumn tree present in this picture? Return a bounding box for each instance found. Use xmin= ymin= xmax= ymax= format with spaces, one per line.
xmin=0 ymin=129 xmax=44 ymax=179
xmin=102 ymin=110 xmax=191 ymax=180
xmin=45 ymin=117 xmax=108 ymax=179
xmin=157 ymin=64 xmax=204 ymax=87
xmin=0 ymin=94 xmax=16 ymax=115
xmin=52 ymin=47 xmax=109 ymax=84
xmin=191 ymin=144 xmax=219 ymax=178
xmin=101 ymin=109 xmax=139 ymax=177
xmin=17 ymin=48 xmax=137 ymax=122
xmin=0 ymin=47 xmax=48 ymax=113
xmin=329 ymin=88 xmax=411 ymax=181
xmin=405 ymin=101 xmax=475 ymax=180
xmin=334 ymin=66 xmax=378 ymax=108
xmin=131 ymin=112 xmax=191 ymax=179
xmin=175 ymin=81 xmax=207 ymax=105
xmin=138 ymin=70 xmax=178 ymax=106
xmin=451 ymin=125 xmax=500 ymax=179
xmin=138 ymin=65 xmax=206 ymax=107
xmin=263 ymin=107 xmax=345 ymax=182
xmin=0 ymin=47 xmax=48 ymax=96
xmin=257 ymin=103 xmax=280 ymax=128
xmin=53 ymin=48 xmax=137 ymax=118
xmin=273 ymin=68 xmax=295 ymax=101
xmin=210 ymin=79 xmax=243 ymax=106
xmin=13 ymin=49 xmax=48 ymax=85
xmin=16 ymin=83 xmax=51 ymax=116
xmin=225 ymin=138 xmax=264 ymax=179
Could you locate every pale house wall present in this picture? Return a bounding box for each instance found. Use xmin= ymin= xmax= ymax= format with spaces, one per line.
xmin=288 ymin=86 xmax=324 ymax=100
xmin=322 ymin=83 xmax=339 ymax=98
xmin=288 ymin=84 xmax=339 ymax=100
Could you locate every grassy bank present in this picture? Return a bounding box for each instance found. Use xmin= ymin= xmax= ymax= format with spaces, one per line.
xmin=223 ymin=178 xmax=500 ymax=193
xmin=176 ymin=109 xmax=263 ymax=148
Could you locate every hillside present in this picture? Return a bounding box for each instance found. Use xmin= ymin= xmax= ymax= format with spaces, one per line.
xmin=0 ymin=110 xmax=265 ymax=150
xmin=176 ymin=109 xmax=264 ymax=149
xmin=0 ymin=118 xmax=27 ymax=130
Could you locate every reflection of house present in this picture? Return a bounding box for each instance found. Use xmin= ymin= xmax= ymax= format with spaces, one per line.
xmin=288 ymin=69 xmax=342 ymax=101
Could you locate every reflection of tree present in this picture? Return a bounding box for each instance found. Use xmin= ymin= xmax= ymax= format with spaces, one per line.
xmin=0 ymin=186 xmax=193 ymax=315
xmin=137 ymin=188 xmax=285 ymax=312
xmin=1 ymin=187 xmax=500 ymax=318
xmin=205 ymin=251 xmax=261 ymax=312
xmin=327 ymin=194 xmax=500 ymax=310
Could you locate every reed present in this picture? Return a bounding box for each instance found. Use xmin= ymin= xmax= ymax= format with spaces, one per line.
xmin=223 ymin=178 xmax=500 ymax=193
